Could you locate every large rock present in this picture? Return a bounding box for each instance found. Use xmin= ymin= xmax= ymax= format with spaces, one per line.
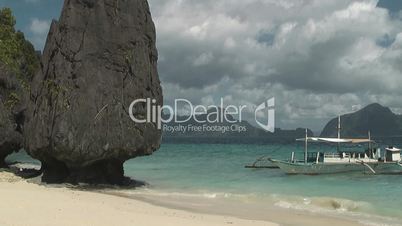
xmin=0 ymin=64 xmax=24 ymax=167
xmin=24 ymin=0 xmax=162 ymax=184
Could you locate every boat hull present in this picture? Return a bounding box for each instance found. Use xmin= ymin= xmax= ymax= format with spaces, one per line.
xmin=272 ymin=160 xmax=402 ymax=175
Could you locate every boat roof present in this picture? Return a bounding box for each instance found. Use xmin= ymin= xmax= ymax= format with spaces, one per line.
xmin=386 ymin=147 xmax=401 ymax=152
xmin=296 ymin=137 xmax=374 ymax=144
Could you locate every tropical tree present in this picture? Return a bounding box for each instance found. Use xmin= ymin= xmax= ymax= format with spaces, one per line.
xmin=0 ymin=7 xmax=40 ymax=108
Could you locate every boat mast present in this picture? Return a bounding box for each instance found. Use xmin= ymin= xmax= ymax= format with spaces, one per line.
xmin=305 ymin=128 xmax=308 ymax=164
xmin=368 ymin=131 xmax=372 ymax=157
xmin=337 ymin=116 xmax=341 ymax=153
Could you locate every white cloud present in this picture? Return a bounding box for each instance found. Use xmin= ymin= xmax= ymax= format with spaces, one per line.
xmin=148 ymin=0 xmax=402 ymax=130
xmin=29 ymin=18 xmax=50 ymax=35
xmin=28 ymin=18 xmax=51 ymax=50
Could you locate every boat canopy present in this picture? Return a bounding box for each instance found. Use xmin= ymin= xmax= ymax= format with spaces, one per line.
xmin=296 ymin=137 xmax=373 ymax=144
xmin=385 ymin=147 xmax=401 ymax=152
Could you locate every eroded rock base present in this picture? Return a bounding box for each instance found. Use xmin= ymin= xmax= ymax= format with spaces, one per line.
xmin=41 ymin=157 xmax=126 ymax=185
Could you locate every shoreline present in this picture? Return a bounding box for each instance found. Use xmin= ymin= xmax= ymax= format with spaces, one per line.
xmin=0 ymin=171 xmax=372 ymax=226
xmin=0 ymin=171 xmax=275 ymax=226
xmin=103 ymin=189 xmax=369 ymax=226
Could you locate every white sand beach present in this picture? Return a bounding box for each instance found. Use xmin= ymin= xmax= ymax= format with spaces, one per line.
xmin=0 ymin=172 xmax=276 ymax=226
xmin=0 ymin=171 xmax=365 ymax=226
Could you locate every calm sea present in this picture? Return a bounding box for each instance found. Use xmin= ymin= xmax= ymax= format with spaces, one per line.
xmin=7 ymin=143 xmax=402 ymax=225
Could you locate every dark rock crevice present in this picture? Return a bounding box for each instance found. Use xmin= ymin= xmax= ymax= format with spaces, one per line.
xmin=39 ymin=155 xmax=125 ymax=185
xmin=0 ymin=65 xmax=25 ymax=168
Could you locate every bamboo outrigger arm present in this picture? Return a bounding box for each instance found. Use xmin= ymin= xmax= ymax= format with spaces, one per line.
xmin=357 ymin=160 xmax=376 ymax=174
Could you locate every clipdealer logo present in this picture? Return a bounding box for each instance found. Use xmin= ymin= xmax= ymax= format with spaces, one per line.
xmin=129 ymin=98 xmax=275 ymax=133
xmin=255 ymin=98 xmax=275 ymax=133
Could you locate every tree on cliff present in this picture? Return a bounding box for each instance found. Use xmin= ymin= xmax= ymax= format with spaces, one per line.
xmin=0 ymin=7 xmax=39 ymax=81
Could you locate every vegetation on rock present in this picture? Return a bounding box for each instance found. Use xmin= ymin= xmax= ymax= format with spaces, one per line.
xmin=0 ymin=7 xmax=39 ymax=87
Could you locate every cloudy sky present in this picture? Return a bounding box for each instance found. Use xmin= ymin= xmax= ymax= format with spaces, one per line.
xmin=1 ymin=0 xmax=402 ymax=132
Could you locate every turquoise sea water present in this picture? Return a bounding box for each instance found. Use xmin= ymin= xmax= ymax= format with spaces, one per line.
xmin=124 ymin=144 xmax=402 ymax=225
xmin=7 ymin=143 xmax=402 ymax=225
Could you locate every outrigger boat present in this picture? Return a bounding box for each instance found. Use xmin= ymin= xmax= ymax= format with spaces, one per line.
xmin=270 ymin=117 xmax=402 ymax=175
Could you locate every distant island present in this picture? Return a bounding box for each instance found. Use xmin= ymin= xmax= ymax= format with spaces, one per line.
xmin=321 ymin=103 xmax=402 ymax=142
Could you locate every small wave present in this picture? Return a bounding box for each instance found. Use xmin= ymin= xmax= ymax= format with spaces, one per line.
xmin=118 ymin=188 xmax=240 ymax=200
xmin=271 ymin=194 xmax=401 ymax=226
xmin=9 ymin=162 xmax=41 ymax=170
xmin=272 ymin=194 xmax=371 ymax=212
xmin=110 ymin=188 xmax=402 ymax=226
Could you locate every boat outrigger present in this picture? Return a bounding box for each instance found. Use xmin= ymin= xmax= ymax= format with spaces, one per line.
xmin=270 ymin=117 xmax=402 ymax=175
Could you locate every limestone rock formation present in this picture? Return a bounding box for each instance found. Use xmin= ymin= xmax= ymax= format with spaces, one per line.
xmin=0 ymin=8 xmax=39 ymax=168
xmin=24 ymin=0 xmax=162 ymax=184
xmin=0 ymin=64 xmax=24 ymax=167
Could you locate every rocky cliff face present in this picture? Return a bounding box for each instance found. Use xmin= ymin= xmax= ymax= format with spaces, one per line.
xmin=24 ymin=0 xmax=162 ymax=184
xmin=0 ymin=64 xmax=24 ymax=167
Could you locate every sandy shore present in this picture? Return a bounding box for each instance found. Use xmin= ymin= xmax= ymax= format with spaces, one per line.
xmin=0 ymin=171 xmax=369 ymax=226
xmin=0 ymin=172 xmax=276 ymax=226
